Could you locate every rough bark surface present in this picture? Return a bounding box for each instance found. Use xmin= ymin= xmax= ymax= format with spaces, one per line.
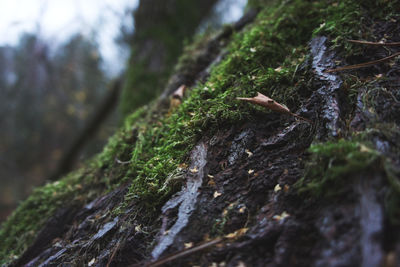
xmin=3 ymin=2 xmax=400 ymax=267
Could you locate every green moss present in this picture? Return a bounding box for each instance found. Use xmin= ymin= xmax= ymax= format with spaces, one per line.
xmin=0 ymin=171 xmax=86 ymax=263
xmin=117 ymin=0 xmax=329 ymax=214
xmin=96 ymin=106 xmax=148 ymax=166
xmin=118 ymin=0 xmax=399 ymax=215
xmin=2 ymin=0 xmax=398 ymax=263
xmin=313 ymin=0 xmax=399 ymax=57
xmin=296 ymin=139 xmax=380 ymax=197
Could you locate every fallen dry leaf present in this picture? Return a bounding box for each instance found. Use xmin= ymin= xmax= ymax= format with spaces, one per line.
xmin=274 ymin=184 xmax=282 ymax=192
xmin=169 ymin=85 xmax=187 ymax=110
xmin=172 ymin=84 xmax=187 ymax=100
xmin=272 ymin=211 xmax=290 ymax=221
xmin=184 ymin=242 xmax=194 ymax=249
xmin=360 ymin=144 xmax=372 ymax=153
xmin=134 ymin=225 xmax=142 ymax=232
xmin=208 ymin=174 xmax=216 ymax=186
xmin=245 ymin=149 xmax=253 ymax=157
xmin=237 ymin=92 xmax=290 ymax=113
xmin=283 ymin=184 xmax=290 ymax=193
xmin=208 ymin=180 xmax=216 ymax=186
xmin=213 ymin=191 xmax=222 ymax=198
xmin=225 ymin=228 xmax=249 ymax=239
xmin=88 ymin=258 xmax=96 ymax=267
xmin=237 ymin=92 xmax=311 ymax=123
xmin=190 ymin=167 xmax=199 ymax=173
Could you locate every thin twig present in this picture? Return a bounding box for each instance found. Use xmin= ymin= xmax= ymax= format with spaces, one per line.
xmin=107 ymin=241 xmax=122 ymax=267
xmin=133 ymin=237 xmax=224 ymax=267
xmin=326 ymin=51 xmax=400 ymax=73
xmin=348 ymin=39 xmax=400 ymax=46
xmin=115 ymin=157 xmax=131 ymax=165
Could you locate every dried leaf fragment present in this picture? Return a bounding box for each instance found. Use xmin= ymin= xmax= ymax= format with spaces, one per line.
xmin=283 ymin=184 xmax=290 ymax=193
xmin=169 ymin=85 xmax=187 ymax=110
xmin=172 ymin=84 xmax=187 ymax=100
xmin=213 ymin=191 xmax=222 ymax=198
xmin=274 ymin=184 xmax=282 ymax=192
xmin=237 ymin=92 xmax=290 ymax=113
xmin=88 ymin=258 xmax=96 ymax=267
xmin=225 ymin=228 xmax=249 ymax=239
xmin=184 ymin=242 xmax=194 ymax=249
xmin=190 ymin=167 xmax=199 ymax=173
xmin=245 ymin=149 xmax=253 ymax=157
xmin=360 ymin=144 xmax=374 ymax=153
xmin=272 ymin=211 xmax=290 ymax=221
xmin=239 ymin=206 xmax=247 ymax=213
xmin=208 ymin=174 xmax=216 ymax=186
xmin=237 ymin=92 xmax=311 ymax=123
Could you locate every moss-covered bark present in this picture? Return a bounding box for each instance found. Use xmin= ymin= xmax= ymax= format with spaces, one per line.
xmin=1 ymin=0 xmax=400 ymax=265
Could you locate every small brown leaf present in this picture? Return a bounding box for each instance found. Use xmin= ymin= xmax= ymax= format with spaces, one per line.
xmin=184 ymin=242 xmax=194 ymax=249
xmin=190 ymin=167 xmax=199 ymax=173
xmin=237 ymin=92 xmax=291 ymax=114
xmin=237 ymin=92 xmax=311 ymax=123
xmin=274 ymin=184 xmax=282 ymax=192
xmin=169 ymin=98 xmax=181 ymax=109
xmin=169 ymin=85 xmax=187 ymax=111
xmin=245 ymin=149 xmax=253 ymax=157
xmin=172 ymin=85 xmax=187 ymax=100
xmin=213 ymin=191 xmax=222 ymax=198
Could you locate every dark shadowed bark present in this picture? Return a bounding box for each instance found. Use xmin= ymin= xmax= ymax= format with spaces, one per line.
xmin=2 ymin=1 xmax=400 ymax=266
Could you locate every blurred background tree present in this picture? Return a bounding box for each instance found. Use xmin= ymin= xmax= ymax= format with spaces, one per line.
xmin=0 ymin=33 xmax=110 ymax=220
xmin=0 ymin=0 xmax=246 ymax=221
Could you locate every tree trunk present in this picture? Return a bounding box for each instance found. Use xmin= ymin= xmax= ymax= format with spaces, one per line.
xmin=120 ymin=0 xmax=219 ymax=117
xmin=2 ymin=1 xmax=400 ymax=266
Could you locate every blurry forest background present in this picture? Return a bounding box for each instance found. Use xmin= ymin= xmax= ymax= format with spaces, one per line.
xmin=0 ymin=0 xmax=246 ymax=221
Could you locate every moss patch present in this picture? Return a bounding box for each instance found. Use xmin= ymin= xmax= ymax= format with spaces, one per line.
xmin=118 ymin=0 xmax=329 ymax=214
xmin=296 ymin=139 xmax=380 ymax=197
xmin=1 ymin=0 xmax=398 ymax=264
xmin=0 ymin=171 xmax=86 ymax=262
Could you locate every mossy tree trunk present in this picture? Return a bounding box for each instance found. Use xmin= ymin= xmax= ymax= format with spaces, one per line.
xmin=1 ymin=1 xmax=400 ymax=266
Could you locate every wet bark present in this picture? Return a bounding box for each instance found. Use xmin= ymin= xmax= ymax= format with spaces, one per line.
xmin=11 ymin=8 xmax=400 ymax=267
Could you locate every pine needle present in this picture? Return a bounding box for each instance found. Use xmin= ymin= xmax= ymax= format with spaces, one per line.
xmin=326 ymin=51 xmax=400 ymax=73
